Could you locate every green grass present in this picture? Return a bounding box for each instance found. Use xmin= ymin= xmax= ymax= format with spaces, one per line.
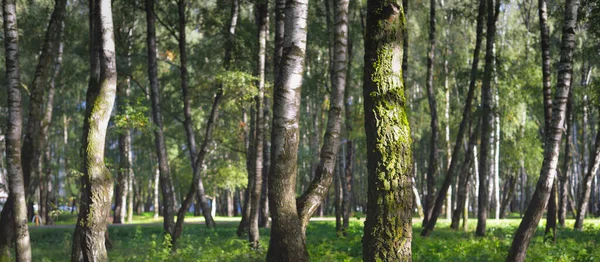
xmin=25 ymin=215 xmax=600 ymax=261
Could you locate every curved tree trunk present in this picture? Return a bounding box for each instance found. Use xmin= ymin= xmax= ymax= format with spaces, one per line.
xmin=145 ymin=0 xmax=176 ymax=237
xmin=71 ymin=0 xmax=117 ymax=260
xmin=507 ymin=0 xmax=580 ymax=259
xmin=296 ymin=0 xmax=348 ymax=234
xmin=265 ymin=0 xmax=310 ymax=260
xmin=3 ymin=0 xmax=32 ymax=260
xmin=362 ymin=1 xmax=411 ymax=260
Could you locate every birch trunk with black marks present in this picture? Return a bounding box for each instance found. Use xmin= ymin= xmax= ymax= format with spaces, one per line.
xmin=266 ymin=0 xmax=309 ymax=260
xmin=507 ymin=0 xmax=580 ymax=259
xmin=70 ymin=0 xmax=117 ymax=260
xmin=362 ymin=1 xmax=412 ymax=260
xmin=2 ymin=0 xmax=31 ymax=260
xmin=296 ymin=0 xmax=348 ymax=233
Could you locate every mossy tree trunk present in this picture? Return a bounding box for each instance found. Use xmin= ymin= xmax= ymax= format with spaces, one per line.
xmin=70 ymin=0 xmax=117 ymax=260
xmin=507 ymin=0 xmax=580 ymax=259
xmin=3 ymin=0 xmax=32 ymax=260
xmin=362 ymin=0 xmax=412 ymax=260
xmin=266 ymin=0 xmax=310 ymax=260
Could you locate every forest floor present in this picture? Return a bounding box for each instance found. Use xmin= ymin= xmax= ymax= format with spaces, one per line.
xmin=25 ymin=213 xmax=600 ymax=261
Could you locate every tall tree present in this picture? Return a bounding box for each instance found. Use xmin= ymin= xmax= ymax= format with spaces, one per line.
xmin=342 ymin=40 xmax=354 ymax=235
xmin=539 ymin=0 xmax=558 ymax=240
xmin=423 ymin=0 xmax=439 ymax=225
xmin=362 ymin=0 xmax=412 ymax=260
xmin=145 ymin=0 xmax=176 ymax=238
xmin=558 ymin=92 xmax=574 ymax=226
xmin=421 ymin=0 xmax=485 ymax=236
xmin=114 ymin=24 xmax=133 ymax=225
xmin=172 ymin=0 xmax=237 ymax=246
xmin=249 ymin=0 xmax=268 ymax=248
xmin=266 ymin=0 xmax=310 ymax=260
xmin=507 ymin=0 xmax=580 ymax=259
xmin=476 ymin=0 xmax=499 ymax=237
xmin=296 ymin=0 xmax=348 ymax=233
xmin=0 ymin=0 xmax=68 ymax=243
xmin=2 ymin=0 xmax=31 ymax=260
xmin=70 ymin=0 xmax=117 ymax=260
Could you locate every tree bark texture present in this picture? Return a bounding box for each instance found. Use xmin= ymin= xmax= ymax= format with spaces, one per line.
xmin=362 ymin=1 xmax=412 ymax=260
xmin=145 ymin=0 xmax=176 ymax=237
xmin=2 ymin=0 xmax=32 ymax=260
xmin=558 ymin=92 xmax=574 ymax=226
xmin=423 ymin=0 xmax=439 ymax=226
xmin=296 ymin=0 xmax=348 ymax=233
xmin=421 ymin=0 xmax=485 ymax=236
xmin=71 ymin=0 xmax=117 ymax=260
xmin=266 ymin=0 xmax=310 ymax=260
xmin=249 ymin=0 xmax=268 ymax=248
xmin=506 ymin=0 xmax=580 ymax=259
xmin=476 ymin=0 xmax=499 ymax=237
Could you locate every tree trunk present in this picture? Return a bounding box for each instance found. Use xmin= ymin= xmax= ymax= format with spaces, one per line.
xmin=558 ymin=94 xmax=573 ymax=226
xmin=423 ymin=0 xmax=439 ymax=226
xmin=21 ymin=0 xmax=67 ymax=205
xmin=114 ymin=24 xmax=133 ymax=225
xmin=421 ymin=0 xmax=485 ymax=236
xmin=296 ymin=0 xmax=348 ymax=234
xmin=499 ymin=175 xmax=516 ymax=219
xmin=342 ymin=38 xmax=354 ymax=235
xmin=259 ymin=98 xmax=271 ymax=228
xmin=145 ymin=0 xmax=176 ymax=238
xmin=70 ymin=0 xmax=117 ymax=260
xmin=476 ymin=0 xmax=499 ymax=237
xmin=43 ymin=19 xmax=65 ymax=226
xmin=0 ymin=0 xmax=67 ymax=249
xmin=265 ymin=0 xmax=309 ymax=260
xmin=248 ymin=0 xmax=268 ymax=248
xmin=334 ymin=153 xmax=343 ymax=236
xmin=507 ymin=0 xmax=580 ymax=259
xmin=574 ymin=128 xmax=600 ymax=230
xmin=173 ymin=0 xmax=234 ymax=247
xmin=362 ymin=1 xmax=411 ymax=260
xmin=2 ymin=0 xmax=32 ymax=260
xmin=451 ymin=123 xmax=480 ymax=230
